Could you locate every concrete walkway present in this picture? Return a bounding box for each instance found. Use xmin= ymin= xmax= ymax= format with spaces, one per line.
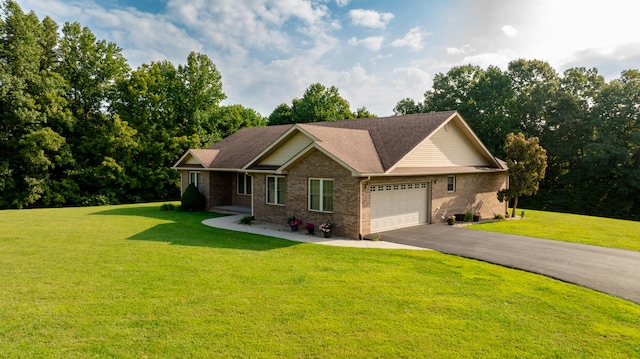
xmin=380 ymin=223 xmax=640 ymax=304
xmin=201 ymin=215 xmax=427 ymax=250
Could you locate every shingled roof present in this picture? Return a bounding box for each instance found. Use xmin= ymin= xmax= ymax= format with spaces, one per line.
xmin=173 ymin=110 xmax=501 ymax=174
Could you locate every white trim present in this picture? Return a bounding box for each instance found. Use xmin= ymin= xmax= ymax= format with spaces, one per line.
xmin=266 ymin=175 xmax=286 ymax=206
xmin=308 ymin=178 xmax=333 ymax=213
xmin=447 ymin=175 xmax=456 ymax=192
xmin=278 ymin=143 xmax=360 ymax=176
xmin=237 ymin=173 xmax=252 ymax=195
xmin=189 ymin=171 xmax=202 ymax=191
xmin=243 ymin=125 xmax=319 ymax=170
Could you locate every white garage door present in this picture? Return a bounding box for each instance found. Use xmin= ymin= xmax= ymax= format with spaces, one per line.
xmin=370 ymin=183 xmax=429 ymax=233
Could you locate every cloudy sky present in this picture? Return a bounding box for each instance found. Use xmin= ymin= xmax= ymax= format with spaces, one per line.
xmin=15 ymin=0 xmax=640 ymax=117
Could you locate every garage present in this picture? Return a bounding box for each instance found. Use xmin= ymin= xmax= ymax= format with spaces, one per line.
xmin=370 ymin=183 xmax=429 ymax=233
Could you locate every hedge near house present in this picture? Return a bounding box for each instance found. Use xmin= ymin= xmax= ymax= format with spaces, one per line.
xmin=180 ymin=183 xmax=206 ymax=210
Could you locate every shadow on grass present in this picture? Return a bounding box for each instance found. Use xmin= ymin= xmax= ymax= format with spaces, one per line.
xmin=94 ymin=204 xmax=299 ymax=251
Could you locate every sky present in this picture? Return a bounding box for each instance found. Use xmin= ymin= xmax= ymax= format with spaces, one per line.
xmin=14 ymin=0 xmax=640 ymax=117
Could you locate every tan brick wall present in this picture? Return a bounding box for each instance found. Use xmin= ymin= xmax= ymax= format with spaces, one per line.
xmin=252 ymin=173 xmax=287 ymax=223
xmin=431 ymin=172 xmax=508 ymax=221
xmin=231 ymin=173 xmax=252 ymax=208
xmin=206 ymin=171 xmax=233 ymax=210
xmin=253 ymin=150 xmax=361 ymax=238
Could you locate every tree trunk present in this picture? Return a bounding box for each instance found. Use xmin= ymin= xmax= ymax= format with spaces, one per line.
xmin=511 ymin=196 xmax=519 ymax=218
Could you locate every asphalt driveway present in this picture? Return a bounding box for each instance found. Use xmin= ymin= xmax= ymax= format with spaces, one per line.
xmin=380 ymin=223 xmax=640 ymax=304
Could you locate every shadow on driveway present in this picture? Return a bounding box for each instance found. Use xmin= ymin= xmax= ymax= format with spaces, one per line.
xmin=380 ymin=223 xmax=640 ymax=305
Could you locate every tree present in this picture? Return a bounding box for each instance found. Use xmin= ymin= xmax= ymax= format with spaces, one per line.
xmin=213 ymin=104 xmax=267 ymax=139
xmin=393 ymin=97 xmax=424 ymax=115
xmin=268 ymin=103 xmax=293 ymax=125
xmin=0 ymin=1 xmax=69 ymax=208
xmin=353 ymin=106 xmax=376 ymax=118
xmin=290 ymin=83 xmax=353 ymax=123
xmin=507 ymin=59 xmax=560 ymax=138
xmin=497 ymin=133 xmax=548 ymax=217
xmin=49 ymin=21 xmax=136 ymax=205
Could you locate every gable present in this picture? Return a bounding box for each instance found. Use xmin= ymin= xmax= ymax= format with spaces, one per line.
xmin=257 ymin=131 xmax=313 ymax=167
xmin=396 ymin=119 xmax=492 ymax=168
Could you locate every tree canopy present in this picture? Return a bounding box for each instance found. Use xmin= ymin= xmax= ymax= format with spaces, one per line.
xmin=268 ymin=83 xmax=375 ymax=125
xmin=0 ymin=0 xmax=264 ymax=208
xmin=497 ymin=133 xmax=548 ymax=217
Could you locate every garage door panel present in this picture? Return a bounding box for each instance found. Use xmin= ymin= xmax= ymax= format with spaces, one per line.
xmin=370 ymin=183 xmax=428 ymax=232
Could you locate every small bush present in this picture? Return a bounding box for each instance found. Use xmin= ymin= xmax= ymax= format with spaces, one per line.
xmin=493 ymin=213 xmax=505 ymax=220
xmin=181 ymin=183 xmax=206 ymax=211
xmin=239 ymin=215 xmax=253 ymax=225
xmin=464 ymin=212 xmax=474 ymax=222
xmin=160 ymin=203 xmax=176 ymax=211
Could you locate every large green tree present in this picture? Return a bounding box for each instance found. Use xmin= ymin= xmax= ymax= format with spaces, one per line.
xmin=111 ymin=52 xmax=227 ymax=201
xmin=54 ymin=21 xmax=135 ymax=205
xmin=0 ymin=1 xmax=69 ymax=208
xmin=291 ymin=83 xmax=353 ymax=123
xmin=498 ymin=133 xmax=548 ymax=217
xmin=268 ymin=83 xmax=356 ymax=125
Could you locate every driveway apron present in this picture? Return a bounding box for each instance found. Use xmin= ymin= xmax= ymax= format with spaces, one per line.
xmin=380 ymin=224 xmax=640 ymax=304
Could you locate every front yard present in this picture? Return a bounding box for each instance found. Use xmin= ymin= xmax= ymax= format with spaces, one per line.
xmin=0 ymin=203 xmax=638 ymax=357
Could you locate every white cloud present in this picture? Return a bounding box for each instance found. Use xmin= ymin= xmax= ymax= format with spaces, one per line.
xmin=349 ymin=9 xmax=394 ymax=28
xmin=446 ymin=44 xmax=473 ymax=55
xmin=501 ymin=25 xmax=518 ymax=38
xmin=348 ymin=36 xmax=385 ymax=51
xmin=391 ymin=27 xmax=430 ymax=50
xmin=336 ymin=0 xmax=350 ymax=7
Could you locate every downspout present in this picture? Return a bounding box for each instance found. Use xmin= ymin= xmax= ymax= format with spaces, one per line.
xmin=245 ymin=171 xmax=254 ymax=217
xmin=359 ymin=176 xmax=371 ymax=239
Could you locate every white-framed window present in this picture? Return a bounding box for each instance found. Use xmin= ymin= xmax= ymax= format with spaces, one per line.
xmin=309 ymin=178 xmax=333 ymax=212
xmin=189 ymin=171 xmax=202 ymax=191
xmin=266 ymin=176 xmax=285 ymax=205
xmin=237 ymin=173 xmax=252 ymax=195
xmin=447 ymin=175 xmax=456 ymax=192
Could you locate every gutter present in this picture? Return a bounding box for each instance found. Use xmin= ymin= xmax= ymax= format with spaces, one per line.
xmin=359 ymin=176 xmax=371 ymax=239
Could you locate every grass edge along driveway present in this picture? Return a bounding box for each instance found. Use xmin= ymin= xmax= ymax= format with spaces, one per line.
xmin=0 ymin=203 xmax=638 ymax=358
xmin=468 ymin=208 xmax=640 ymax=252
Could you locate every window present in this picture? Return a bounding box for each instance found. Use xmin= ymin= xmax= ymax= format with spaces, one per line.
xmin=266 ymin=176 xmax=285 ymax=205
xmin=189 ymin=171 xmax=202 ymax=191
xmin=309 ymin=178 xmax=333 ymax=212
xmin=237 ymin=173 xmax=252 ymax=195
xmin=447 ymin=175 xmax=456 ymax=192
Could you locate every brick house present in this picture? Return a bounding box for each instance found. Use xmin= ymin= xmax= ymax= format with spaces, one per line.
xmin=172 ymin=110 xmax=508 ymax=239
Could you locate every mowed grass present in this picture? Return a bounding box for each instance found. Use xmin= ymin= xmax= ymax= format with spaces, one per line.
xmin=469 ymin=209 xmax=640 ymax=251
xmin=1 ymin=204 xmax=639 ymax=358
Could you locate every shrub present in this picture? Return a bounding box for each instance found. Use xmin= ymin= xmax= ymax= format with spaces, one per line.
xmin=239 ymin=215 xmax=253 ymax=225
xmin=493 ymin=213 xmax=505 ymax=220
xmin=180 ymin=183 xmax=206 ymax=211
xmin=160 ymin=203 xmax=175 ymax=211
xmin=464 ymin=212 xmax=474 ymax=222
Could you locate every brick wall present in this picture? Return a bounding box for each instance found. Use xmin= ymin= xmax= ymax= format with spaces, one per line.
xmin=253 ymin=150 xmax=361 ymax=238
xmin=206 ymin=171 xmax=232 ymax=210
xmin=431 ymin=172 xmax=508 ymax=221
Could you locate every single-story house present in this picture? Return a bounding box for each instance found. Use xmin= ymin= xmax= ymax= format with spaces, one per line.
xmin=172 ymin=110 xmax=508 ymax=239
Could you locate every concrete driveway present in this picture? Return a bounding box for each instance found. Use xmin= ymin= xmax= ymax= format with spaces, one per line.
xmin=379 ymin=223 xmax=640 ymax=304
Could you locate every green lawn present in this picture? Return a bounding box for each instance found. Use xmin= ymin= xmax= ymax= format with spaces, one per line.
xmin=469 ymin=209 xmax=640 ymax=251
xmin=1 ymin=203 xmax=639 ymax=358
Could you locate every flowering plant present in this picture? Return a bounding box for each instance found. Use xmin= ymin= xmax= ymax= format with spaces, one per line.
xmin=304 ymin=223 xmax=315 ymax=229
xmin=288 ymin=216 xmax=302 ymax=226
xmin=319 ymin=222 xmax=334 ymax=233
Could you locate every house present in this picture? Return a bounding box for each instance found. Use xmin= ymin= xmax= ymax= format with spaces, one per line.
xmin=172 ymin=110 xmax=508 ymax=239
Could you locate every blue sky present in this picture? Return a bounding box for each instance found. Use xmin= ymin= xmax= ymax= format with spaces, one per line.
xmin=15 ymin=0 xmax=640 ymax=117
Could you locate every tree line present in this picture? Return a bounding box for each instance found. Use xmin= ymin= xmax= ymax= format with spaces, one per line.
xmin=3 ymin=0 xmax=639 ymax=220
xmin=394 ymin=60 xmax=640 ymax=220
xmin=0 ymin=1 xmax=265 ymax=208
